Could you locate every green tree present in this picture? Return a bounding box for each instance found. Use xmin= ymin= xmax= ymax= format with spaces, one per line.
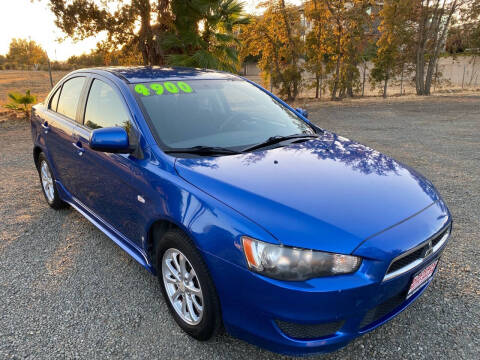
xmin=166 ymin=0 xmax=249 ymax=72
xmin=48 ymin=0 xmax=247 ymax=71
xmin=6 ymin=38 xmax=47 ymax=69
xmin=304 ymin=0 xmax=330 ymax=99
xmin=240 ymin=0 xmax=304 ymax=101
xmin=360 ymin=41 xmax=377 ymax=97
xmin=447 ymin=0 xmax=480 ymax=54
xmin=311 ymin=0 xmax=374 ymax=100
xmin=49 ymin=0 xmax=173 ymax=66
xmin=370 ymin=0 xmax=413 ymax=98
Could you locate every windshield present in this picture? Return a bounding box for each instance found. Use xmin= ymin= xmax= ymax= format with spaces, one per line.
xmin=132 ymin=79 xmax=314 ymax=150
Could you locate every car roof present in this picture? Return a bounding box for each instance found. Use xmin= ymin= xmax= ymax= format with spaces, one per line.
xmin=79 ymin=66 xmax=240 ymax=84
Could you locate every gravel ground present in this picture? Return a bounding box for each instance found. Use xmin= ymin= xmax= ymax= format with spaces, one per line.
xmin=0 ymin=95 xmax=479 ymax=359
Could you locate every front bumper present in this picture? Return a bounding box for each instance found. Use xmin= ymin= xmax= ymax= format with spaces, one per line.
xmin=203 ymin=249 xmax=444 ymax=355
xmin=201 ymin=202 xmax=451 ymax=355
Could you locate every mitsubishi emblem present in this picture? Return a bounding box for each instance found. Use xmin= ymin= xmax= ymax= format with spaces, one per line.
xmin=424 ymin=240 xmax=433 ymax=257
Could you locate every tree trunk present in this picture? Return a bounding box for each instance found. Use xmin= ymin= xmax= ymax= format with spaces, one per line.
xmin=415 ymin=0 xmax=456 ymax=95
xmin=400 ymin=63 xmax=404 ymax=96
xmin=425 ymin=1 xmax=456 ymax=95
xmin=137 ymin=0 xmax=167 ymax=65
xmin=293 ymin=81 xmax=298 ymax=99
xmin=383 ymin=71 xmax=389 ymax=98
xmin=362 ymin=63 xmax=366 ymax=97
xmin=468 ymin=55 xmax=477 ymax=86
xmin=331 ymin=51 xmax=341 ymax=100
xmin=416 ymin=47 xmax=425 ymax=95
xmin=286 ymin=86 xmax=293 ymax=102
xmin=415 ymin=1 xmax=429 ymax=95
xmin=280 ymin=0 xmax=299 ymax=101
xmin=315 ymin=73 xmax=320 ymax=98
xmin=347 ymin=86 xmax=354 ymax=98
xmin=347 ymin=67 xmax=354 ymax=98
xmin=319 ymin=72 xmax=323 ymax=99
xmin=331 ymin=19 xmax=342 ymax=101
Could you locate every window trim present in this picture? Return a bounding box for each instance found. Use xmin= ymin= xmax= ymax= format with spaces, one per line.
xmin=47 ymin=75 xmax=89 ymax=124
xmin=78 ymin=74 xmax=143 ymax=159
xmin=79 ymin=75 xmax=135 ymax=133
xmin=48 ymin=86 xmax=61 ymax=112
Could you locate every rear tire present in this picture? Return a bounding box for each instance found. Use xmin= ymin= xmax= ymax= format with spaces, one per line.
xmin=156 ymin=229 xmax=222 ymax=340
xmin=37 ymin=152 xmax=67 ymax=210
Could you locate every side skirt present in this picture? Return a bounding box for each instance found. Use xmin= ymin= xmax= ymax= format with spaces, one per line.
xmin=55 ymin=180 xmax=155 ymax=274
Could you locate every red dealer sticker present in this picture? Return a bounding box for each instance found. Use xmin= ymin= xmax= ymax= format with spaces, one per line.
xmin=407 ymin=260 xmax=438 ymax=298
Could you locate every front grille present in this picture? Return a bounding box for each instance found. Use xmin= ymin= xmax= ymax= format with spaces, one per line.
xmin=384 ymin=225 xmax=450 ymax=280
xmin=276 ymin=319 xmax=344 ymax=340
xmin=388 ymin=247 xmax=424 ymax=273
xmin=359 ymin=292 xmax=405 ymax=329
xmin=431 ymin=230 xmax=445 ymax=247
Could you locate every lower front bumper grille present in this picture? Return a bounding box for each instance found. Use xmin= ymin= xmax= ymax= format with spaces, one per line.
xmin=359 ymin=292 xmax=405 ymax=329
xmin=276 ymin=319 xmax=344 ymax=340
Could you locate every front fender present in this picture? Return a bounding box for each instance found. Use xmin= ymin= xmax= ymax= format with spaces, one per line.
xmin=142 ymin=148 xmax=278 ymax=270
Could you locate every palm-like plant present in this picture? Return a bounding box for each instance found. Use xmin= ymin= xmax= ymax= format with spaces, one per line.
xmin=167 ymin=0 xmax=250 ymax=72
xmin=4 ymin=90 xmax=37 ymax=118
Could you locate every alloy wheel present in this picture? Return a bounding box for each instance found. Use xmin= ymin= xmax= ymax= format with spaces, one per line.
xmin=162 ymin=248 xmax=204 ymax=325
xmin=40 ymin=160 xmax=55 ymax=203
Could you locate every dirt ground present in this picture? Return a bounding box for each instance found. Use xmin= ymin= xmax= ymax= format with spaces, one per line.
xmin=0 ymin=93 xmax=479 ymax=359
xmin=0 ymin=70 xmax=68 ymax=107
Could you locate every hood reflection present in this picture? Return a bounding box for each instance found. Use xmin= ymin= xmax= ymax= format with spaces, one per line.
xmin=285 ymin=131 xmax=400 ymax=176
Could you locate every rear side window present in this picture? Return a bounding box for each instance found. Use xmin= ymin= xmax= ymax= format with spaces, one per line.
xmin=84 ymin=79 xmax=130 ymax=130
xmin=57 ymin=77 xmax=86 ymax=120
xmin=49 ymin=87 xmax=60 ymax=111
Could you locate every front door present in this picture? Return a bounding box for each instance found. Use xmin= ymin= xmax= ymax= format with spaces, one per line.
xmin=71 ymin=77 xmax=147 ymax=246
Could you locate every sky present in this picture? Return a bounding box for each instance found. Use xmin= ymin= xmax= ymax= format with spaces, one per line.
xmin=0 ymin=0 xmax=302 ymax=61
xmin=0 ymin=0 xmax=101 ymax=61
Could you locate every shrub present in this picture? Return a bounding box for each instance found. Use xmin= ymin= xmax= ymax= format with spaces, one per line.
xmin=3 ymin=90 xmax=37 ymax=118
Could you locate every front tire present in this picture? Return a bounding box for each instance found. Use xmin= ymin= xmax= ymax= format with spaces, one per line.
xmin=37 ymin=153 xmax=66 ymax=209
xmin=156 ymin=229 xmax=222 ymax=340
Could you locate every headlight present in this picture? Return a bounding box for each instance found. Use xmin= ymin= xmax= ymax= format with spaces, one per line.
xmin=242 ymin=236 xmax=362 ymax=281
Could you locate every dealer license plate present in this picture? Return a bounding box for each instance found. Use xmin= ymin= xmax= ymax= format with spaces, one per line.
xmin=407 ymin=260 xmax=438 ymax=298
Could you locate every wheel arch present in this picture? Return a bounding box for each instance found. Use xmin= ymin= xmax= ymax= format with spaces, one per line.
xmin=146 ymin=218 xmax=192 ymax=273
xmin=33 ymin=145 xmax=43 ymax=170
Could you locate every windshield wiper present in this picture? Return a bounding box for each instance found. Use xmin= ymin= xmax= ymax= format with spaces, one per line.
xmin=164 ymin=145 xmax=242 ymax=156
xmin=242 ymin=134 xmax=319 ymax=152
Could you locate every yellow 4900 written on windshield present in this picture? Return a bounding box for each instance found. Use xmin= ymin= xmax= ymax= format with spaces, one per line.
xmin=134 ymin=81 xmax=193 ymax=96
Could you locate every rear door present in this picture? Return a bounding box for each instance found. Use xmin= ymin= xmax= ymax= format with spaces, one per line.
xmin=43 ymin=76 xmax=87 ymax=195
xmin=71 ymin=76 xmax=147 ymax=245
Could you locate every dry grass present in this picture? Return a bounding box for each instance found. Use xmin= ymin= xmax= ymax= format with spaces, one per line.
xmin=1 ymin=70 xmax=478 ymax=122
xmin=0 ymin=70 xmax=68 ymax=107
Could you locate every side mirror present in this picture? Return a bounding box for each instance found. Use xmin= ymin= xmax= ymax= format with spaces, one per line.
xmin=89 ymin=127 xmax=130 ymax=153
xmin=296 ymin=107 xmax=309 ymax=119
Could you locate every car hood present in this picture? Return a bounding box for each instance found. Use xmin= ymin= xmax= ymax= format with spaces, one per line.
xmin=174 ymin=132 xmax=441 ymax=254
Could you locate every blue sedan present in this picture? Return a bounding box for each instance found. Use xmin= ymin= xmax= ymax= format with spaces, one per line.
xmin=31 ymin=67 xmax=452 ymax=355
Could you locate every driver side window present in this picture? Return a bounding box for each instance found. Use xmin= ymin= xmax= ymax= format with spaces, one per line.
xmin=84 ymin=79 xmax=132 ymax=135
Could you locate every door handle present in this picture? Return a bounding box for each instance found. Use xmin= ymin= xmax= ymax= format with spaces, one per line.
xmin=41 ymin=121 xmax=50 ymax=134
xmin=72 ymin=141 xmax=85 ymax=156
